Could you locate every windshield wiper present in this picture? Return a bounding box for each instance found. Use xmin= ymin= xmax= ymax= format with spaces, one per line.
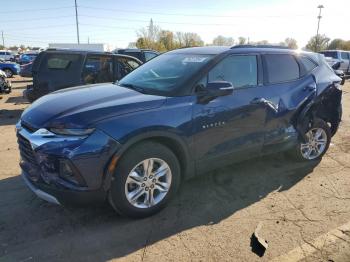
xmin=117 ymin=83 xmax=145 ymax=93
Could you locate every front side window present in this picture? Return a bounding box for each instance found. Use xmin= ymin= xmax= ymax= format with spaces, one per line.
xmin=208 ymin=55 xmax=257 ymax=88
xmin=82 ymin=55 xmax=113 ymax=84
xmin=116 ymin=57 xmax=140 ymax=79
xmin=264 ymin=54 xmax=299 ymax=84
xmin=118 ymin=53 xmax=213 ymax=95
xmin=144 ymin=52 xmax=158 ymax=61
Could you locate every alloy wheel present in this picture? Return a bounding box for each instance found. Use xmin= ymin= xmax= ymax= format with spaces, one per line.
xmin=300 ymin=128 xmax=327 ymax=160
xmin=125 ymin=158 xmax=172 ymax=209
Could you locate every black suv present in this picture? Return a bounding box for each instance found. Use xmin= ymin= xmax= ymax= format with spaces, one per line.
xmin=17 ymin=46 xmax=342 ymax=218
xmin=115 ymin=49 xmax=159 ymax=63
xmin=24 ymin=49 xmax=142 ymax=102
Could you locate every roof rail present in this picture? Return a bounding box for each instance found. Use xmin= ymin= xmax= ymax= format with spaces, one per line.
xmin=231 ymin=44 xmax=291 ymax=49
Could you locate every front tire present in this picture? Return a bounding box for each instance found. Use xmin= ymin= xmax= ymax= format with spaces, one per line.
xmin=108 ymin=141 xmax=181 ymax=218
xmin=3 ymin=69 xmax=13 ymax=78
xmin=290 ymin=118 xmax=331 ymax=161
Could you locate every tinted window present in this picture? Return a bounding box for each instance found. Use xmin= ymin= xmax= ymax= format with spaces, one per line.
xmin=265 ymin=54 xmax=299 ymax=83
xmin=116 ymin=57 xmax=140 ymax=79
xmin=320 ymin=51 xmax=338 ymax=59
xmin=0 ymin=52 xmax=4 ymax=55
xmin=47 ymin=54 xmax=80 ymax=69
xmin=82 ymin=55 xmax=113 ymax=84
xmin=144 ymin=52 xmax=158 ymax=61
xmin=299 ymin=56 xmax=317 ymax=73
xmin=341 ymin=52 xmax=349 ymax=60
xmin=208 ymin=55 xmax=257 ymax=88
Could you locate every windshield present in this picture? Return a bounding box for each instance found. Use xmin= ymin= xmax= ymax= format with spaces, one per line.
xmin=118 ymin=53 xmax=213 ymax=96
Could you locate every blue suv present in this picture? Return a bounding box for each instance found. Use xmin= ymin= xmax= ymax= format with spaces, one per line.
xmin=16 ymin=46 xmax=342 ymax=218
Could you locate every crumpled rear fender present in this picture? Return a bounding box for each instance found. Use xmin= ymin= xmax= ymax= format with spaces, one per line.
xmin=294 ymin=83 xmax=342 ymax=141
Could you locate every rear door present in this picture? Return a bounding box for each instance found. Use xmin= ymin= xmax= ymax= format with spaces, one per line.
xmin=36 ymin=52 xmax=84 ymax=93
xmin=82 ymin=55 xmax=113 ymax=84
xmin=260 ymin=53 xmax=318 ymax=154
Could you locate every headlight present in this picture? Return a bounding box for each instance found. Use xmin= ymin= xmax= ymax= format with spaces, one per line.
xmin=49 ymin=128 xmax=95 ymax=136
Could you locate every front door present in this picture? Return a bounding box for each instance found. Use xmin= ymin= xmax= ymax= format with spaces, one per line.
xmin=193 ymin=54 xmax=267 ymax=173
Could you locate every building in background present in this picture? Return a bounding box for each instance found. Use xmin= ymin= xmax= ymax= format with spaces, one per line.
xmin=48 ymin=43 xmax=113 ymax=52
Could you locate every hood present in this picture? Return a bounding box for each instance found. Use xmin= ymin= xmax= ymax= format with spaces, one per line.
xmin=21 ymin=83 xmax=166 ymax=129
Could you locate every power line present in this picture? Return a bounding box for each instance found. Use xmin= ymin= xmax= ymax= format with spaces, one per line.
xmin=0 ymin=15 xmax=75 ymax=23
xmin=0 ymin=6 xmax=74 ymax=14
xmin=79 ymin=5 xmax=314 ymax=18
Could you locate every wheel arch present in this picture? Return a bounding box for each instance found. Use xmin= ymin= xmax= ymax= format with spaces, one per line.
xmin=103 ymin=131 xmax=195 ymax=191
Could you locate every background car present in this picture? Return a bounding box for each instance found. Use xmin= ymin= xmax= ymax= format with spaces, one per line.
xmin=319 ymin=50 xmax=350 ymax=75
xmin=0 ymin=60 xmax=20 ymax=77
xmin=114 ymin=48 xmax=159 ymax=63
xmin=18 ymin=52 xmax=39 ymax=64
xmin=19 ymin=62 xmax=33 ymax=77
xmin=24 ymin=49 xmax=142 ymax=102
xmin=0 ymin=50 xmax=15 ymax=61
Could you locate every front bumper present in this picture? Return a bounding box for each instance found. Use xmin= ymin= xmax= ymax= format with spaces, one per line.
xmin=22 ymin=171 xmax=60 ymax=205
xmin=17 ymin=122 xmax=121 ymax=206
xmin=22 ymin=171 xmax=107 ymax=206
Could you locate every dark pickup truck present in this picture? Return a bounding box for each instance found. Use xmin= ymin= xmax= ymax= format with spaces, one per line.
xmin=24 ymin=49 xmax=142 ymax=102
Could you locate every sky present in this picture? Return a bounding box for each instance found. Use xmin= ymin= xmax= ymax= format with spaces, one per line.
xmin=1 ymin=0 xmax=350 ymax=50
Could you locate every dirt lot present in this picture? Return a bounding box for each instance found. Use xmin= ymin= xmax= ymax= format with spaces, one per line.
xmin=0 ymin=77 xmax=350 ymax=262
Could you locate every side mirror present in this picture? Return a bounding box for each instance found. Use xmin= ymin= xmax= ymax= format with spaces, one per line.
xmin=205 ymin=81 xmax=234 ymax=97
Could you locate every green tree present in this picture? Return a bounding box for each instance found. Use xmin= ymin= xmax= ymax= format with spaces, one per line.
xmin=284 ymin=38 xmax=298 ymax=49
xmin=237 ymin=37 xmax=247 ymax=45
xmin=305 ymin=34 xmax=330 ymax=52
xmin=212 ymin=35 xmax=234 ymax=46
xmin=159 ymin=30 xmax=176 ymax=50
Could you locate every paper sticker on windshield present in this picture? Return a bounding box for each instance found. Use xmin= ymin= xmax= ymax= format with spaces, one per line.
xmin=182 ymin=57 xmax=209 ymax=63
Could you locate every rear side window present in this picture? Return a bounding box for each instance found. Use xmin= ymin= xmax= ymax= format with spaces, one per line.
xmin=341 ymin=52 xmax=349 ymax=60
xmin=0 ymin=52 xmax=4 ymax=55
xmin=208 ymin=55 xmax=257 ymax=88
xmin=264 ymin=54 xmax=299 ymax=84
xmin=47 ymin=54 xmax=80 ymax=69
xmin=299 ymin=56 xmax=318 ymax=73
xmin=144 ymin=52 xmax=158 ymax=61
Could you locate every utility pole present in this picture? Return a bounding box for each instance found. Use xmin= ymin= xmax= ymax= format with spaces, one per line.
xmin=315 ymin=4 xmax=324 ymax=51
xmin=74 ymin=0 xmax=80 ymax=44
xmin=1 ymin=31 xmax=4 ymax=48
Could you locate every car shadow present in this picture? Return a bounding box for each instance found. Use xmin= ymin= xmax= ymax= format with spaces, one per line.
xmin=5 ymin=96 xmax=29 ymax=105
xmin=0 ymin=109 xmax=23 ymax=126
xmin=0 ymin=154 xmax=319 ymax=261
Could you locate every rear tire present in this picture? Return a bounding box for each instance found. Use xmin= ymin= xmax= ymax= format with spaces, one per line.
xmin=289 ymin=118 xmax=331 ymax=162
xmin=108 ymin=141 xmax=181 ymax=218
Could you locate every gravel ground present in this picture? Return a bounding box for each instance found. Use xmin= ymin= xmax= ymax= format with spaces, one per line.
xmin=0 ymin=77 xmax=349 ymax=262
